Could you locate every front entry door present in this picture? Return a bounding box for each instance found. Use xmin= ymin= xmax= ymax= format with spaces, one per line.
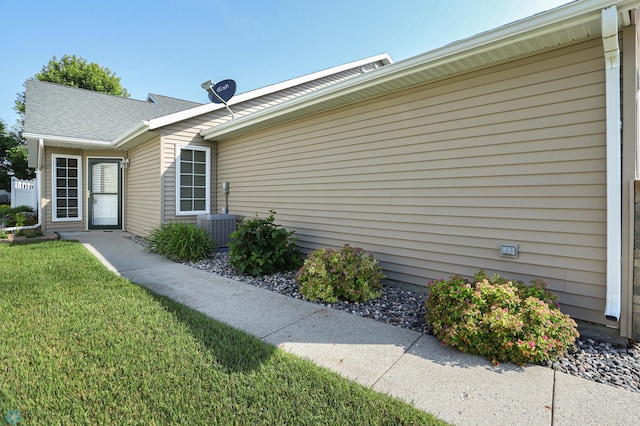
xmin=88 ymin=159 xmax=122 ymax=229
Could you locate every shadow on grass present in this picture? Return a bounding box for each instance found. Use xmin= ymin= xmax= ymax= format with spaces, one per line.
xmin=143 ymin=288 xmax=277 ymax=374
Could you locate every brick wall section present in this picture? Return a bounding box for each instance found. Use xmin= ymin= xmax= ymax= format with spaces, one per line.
xmin=634 ymin=181 xmax=640 ymax=341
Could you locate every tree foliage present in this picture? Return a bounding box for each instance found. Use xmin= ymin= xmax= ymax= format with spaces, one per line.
xmin=36 ymin=54 xmax=130 ymax=95
xmin=14 ymin=54 xmax=130 ymax=116
xmin=0 ymin=120 xmax=34 ymax=191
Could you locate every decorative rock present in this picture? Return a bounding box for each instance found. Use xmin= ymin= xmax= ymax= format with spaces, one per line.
xmin=168 ymin=249 xmax=640 ymax=395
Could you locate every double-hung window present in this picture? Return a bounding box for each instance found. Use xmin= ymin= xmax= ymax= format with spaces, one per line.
xmin=176 ymin=146 xmax=210 ymax=215
xmin=52 ymin=154 xmax=82 ymax=221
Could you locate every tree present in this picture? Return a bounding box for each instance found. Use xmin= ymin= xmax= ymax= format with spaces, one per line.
xmin=0 ymin=120 xmax=34 ymax=191
xmin=2 ymin=55 xmax=130 ymax=190
xmin=14 ymin=54 xmax=130 ymax=116
xmin=0 ymin=120 xmax=14 ymax=190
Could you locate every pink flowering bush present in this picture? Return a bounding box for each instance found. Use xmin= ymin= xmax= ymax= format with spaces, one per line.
xmin=425 ymin=270 xmax=579 ymax=365
xmin=296 ymin=244 xmax=385 ymax=303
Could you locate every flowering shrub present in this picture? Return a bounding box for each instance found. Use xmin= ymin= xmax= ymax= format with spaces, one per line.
xmin=296 ymin=244 xmax=385 ymax=303
xmin=425 ymin=270 xmax=579 ymax=365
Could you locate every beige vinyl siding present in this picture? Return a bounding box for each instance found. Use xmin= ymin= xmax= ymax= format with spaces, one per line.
xmin=154 ymin=60 xmax=388 ymax=223
xmin=126 ymin=136 xmax=161 ymax=236
xmin=217 ymin=38 xmax=609 ymax=325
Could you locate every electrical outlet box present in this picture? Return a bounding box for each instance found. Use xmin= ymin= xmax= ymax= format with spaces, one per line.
xmin=499 ymin=244 xmax=519 ymax=258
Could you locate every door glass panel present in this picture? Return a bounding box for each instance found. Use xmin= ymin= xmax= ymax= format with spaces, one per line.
xmin=93 ymin=194 xmax=118 ymax=225
xmin=90 ymin=161 xmax=120 ymax=227
xmin=92 ymin=163 xmax=118 ymax=193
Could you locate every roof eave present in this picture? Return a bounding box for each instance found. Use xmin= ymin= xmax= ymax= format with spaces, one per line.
xmin=149 ymin=53 xmax=393 ymax=130
xmin=23 ymin=120 xmax=157 ymax=151
xmin=201 ymin=0 xmax=640 ymax=142
xmin=22 ymin=132 xmax=114 ymax=149
xmin=113 ymin=121 xmax=153 ymax=149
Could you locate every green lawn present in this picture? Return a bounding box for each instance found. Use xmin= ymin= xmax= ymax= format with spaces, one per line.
xmin=0 ymin=241 xmax=447 ymax=425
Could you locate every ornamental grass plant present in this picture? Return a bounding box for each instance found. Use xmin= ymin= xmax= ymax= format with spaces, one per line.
xmin=425 ymin=270 xmax=579 ymax=366
xmin=146 ymin=221 xmax=214 ymax=262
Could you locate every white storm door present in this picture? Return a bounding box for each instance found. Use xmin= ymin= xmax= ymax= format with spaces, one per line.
xmin=89 ymin=159 xmax=121 ymax=229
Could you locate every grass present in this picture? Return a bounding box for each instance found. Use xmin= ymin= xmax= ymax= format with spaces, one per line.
xmin=0 ymin=241 xmax=448 ymax=425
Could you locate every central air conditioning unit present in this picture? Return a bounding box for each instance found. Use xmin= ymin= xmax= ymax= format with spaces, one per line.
xmin=197 ymin=214 xmax=238 ymax=248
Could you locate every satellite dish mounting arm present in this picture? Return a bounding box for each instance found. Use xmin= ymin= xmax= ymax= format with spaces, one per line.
xmin=201 ymin=80 xmax=236 ymax=119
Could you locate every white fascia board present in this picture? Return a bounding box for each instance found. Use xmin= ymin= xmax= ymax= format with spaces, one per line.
xmin=425 ymin=0 xmax=635 ymax=61
xmin=224 ymin=53 xmax=393 ymax=103
xmin=25 ymin=123 xmax=152 ymax=151
xmin=201 ymin=0 xmax=640 ymax=141
xmin=22 ymin=132 xmax=113 ymax=147
xmin=148 ymin=53 xmax=393 ymax=130
xmin=113 ymin=121 xmax=151 ymax=148
xmin=149 ymin=102 xmax=226 ymax=129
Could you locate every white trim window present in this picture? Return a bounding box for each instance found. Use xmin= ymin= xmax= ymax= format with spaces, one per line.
xmin=52 ymin=154 xmax=82 ymax=221
xmin=175 ymin=145 xmax=210 ymax=215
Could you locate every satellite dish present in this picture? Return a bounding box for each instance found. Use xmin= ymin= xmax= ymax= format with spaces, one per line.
xmin=208 ymin=79 xmax=237 ymax=104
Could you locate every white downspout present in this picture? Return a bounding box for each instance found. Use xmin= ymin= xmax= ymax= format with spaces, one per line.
xmin=602 ymin=6 xmax=622 ymax=322
xmin=4 ymin=139 xmax=43 ymax=232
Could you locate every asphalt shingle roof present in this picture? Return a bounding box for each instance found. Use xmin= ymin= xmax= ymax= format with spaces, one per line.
xmin=147 ymin=93 xmax=202 ymax=110
xmin=24 ymin=80 xmax=202 ymax=142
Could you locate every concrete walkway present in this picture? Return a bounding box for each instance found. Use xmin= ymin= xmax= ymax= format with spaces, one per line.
xmin=60 ymin=231 xmax=640 ymax=425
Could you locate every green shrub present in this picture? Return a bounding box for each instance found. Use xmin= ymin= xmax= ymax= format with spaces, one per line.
xmin=15 ymin=212 xmax=26 ymax=227
xmin=296 ymin=244 xmax=385 ymax=303
xmin=1 ymin=206 xmax=36 ymax=227
xmin=146 ymin=221 xmax=215 ymax=262
xmin=0 ymin=229 xmax=8 ymax=239
xmin=0 ymin=205 xmax=33 ymax=216
xmin=425 ymin=270 xmax=579 ymax=366
xmin=14 ymin=228 xmax=43 ymax=238
xmin=228 ymin=211 xmax=302 ymax=277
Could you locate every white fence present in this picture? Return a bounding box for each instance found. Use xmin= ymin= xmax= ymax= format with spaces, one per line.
xmin=11 ymin=177 xmax=37 ymax=210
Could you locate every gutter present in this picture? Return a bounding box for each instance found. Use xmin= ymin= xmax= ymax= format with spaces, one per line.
xmin=201 ymin=1 xmax=640 ymax=142
xmin=21 ymin=132 xmax=112 ymax=147
xmin=602 ymin=5 xmax=622 ymax=322
xmin=150 ymin=54 xmax=393 ymax=130
xmin=113 ymin=121 xmax=150 ymax=148
xmin=4 ymin=139 xmax=43 ymax=232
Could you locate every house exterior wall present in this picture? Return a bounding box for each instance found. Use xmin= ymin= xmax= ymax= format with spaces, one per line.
xmin=621 ymin=22 xmax=638 ymax=339
xmin=159 ymin=115 xmax=220 ymax=225
xmin=216 ymin=37 xmax=611 ymax=326
xmin=125 ymin=136 xmax=161 ymax=237
xmin=154 ymin=63 xmax=390 ymax=226
xmin=42 ymin=147 xmax=126 ymax=234
xmin=634 ymin=181 xmax=640 ymax=341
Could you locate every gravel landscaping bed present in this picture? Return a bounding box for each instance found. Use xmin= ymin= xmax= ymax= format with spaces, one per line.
xmin=129 ymin=233 xmax=640 ymax=394
xmin=182 ymin=252 xmax=640 ymax=394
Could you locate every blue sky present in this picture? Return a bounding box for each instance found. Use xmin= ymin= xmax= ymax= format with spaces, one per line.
xmin=0 ymin=0 xmax=573 ymax=129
